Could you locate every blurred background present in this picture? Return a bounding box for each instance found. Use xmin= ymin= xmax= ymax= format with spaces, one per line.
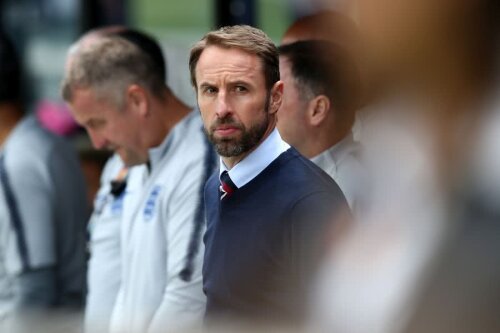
xmin=0 ymin=0 xmax=339 ymax=108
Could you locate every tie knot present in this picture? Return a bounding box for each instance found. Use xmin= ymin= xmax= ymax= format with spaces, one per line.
xmin=220 ymin=171 xmax=237 ymax=199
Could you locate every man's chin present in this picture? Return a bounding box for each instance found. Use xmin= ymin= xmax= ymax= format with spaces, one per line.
xmin=214 ymin=141 xmax=246 ymax=158
xmin=117 ymin=151 xmax=145 ymax=167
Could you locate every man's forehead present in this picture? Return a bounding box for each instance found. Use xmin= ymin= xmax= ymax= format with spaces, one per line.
xmin=196 ymin=46 xmax=263 ymax=77
xmin=72 ymin=88 xmax=115 ymax=108
xmin=69 ymin=88 xmax=113 ymax=120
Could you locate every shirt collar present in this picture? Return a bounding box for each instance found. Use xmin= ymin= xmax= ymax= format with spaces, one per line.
xmin=219 ymin=128 xmax=290 ymax=188
xmin=310 ymin=133 xmax=357 ymax=172
xmin=147 ymin=126 xmax=175 ymax=172
xmin=147 ymin=110 xmax=199 ymax=173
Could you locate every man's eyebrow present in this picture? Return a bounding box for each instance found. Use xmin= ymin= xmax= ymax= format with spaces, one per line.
xmin=198 ymin=79 xmax=254 ymax=89
xmin=229 ymin=80 xmax=252 ymax=86
xmin=85 ymin=118 xmax=103 ymax=127
xmin=199 ymin=82 xmax=215 ymax=89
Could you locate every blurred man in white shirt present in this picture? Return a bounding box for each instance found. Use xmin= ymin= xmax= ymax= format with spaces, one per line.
xmin=63 ymin=29 xmax=216 ymax=333
xmin=277 ymin=40 xmax=364 ymax=212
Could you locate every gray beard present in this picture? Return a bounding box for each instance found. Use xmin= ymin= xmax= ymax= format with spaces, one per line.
xmin=209 ymin=112 xmax=270 ymax=157
xmin=206 ymin=93 xmax=272 ymax=157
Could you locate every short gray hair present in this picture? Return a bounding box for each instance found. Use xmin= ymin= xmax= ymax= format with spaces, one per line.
xmin=62 ymin=36 xmax=165 ymax=107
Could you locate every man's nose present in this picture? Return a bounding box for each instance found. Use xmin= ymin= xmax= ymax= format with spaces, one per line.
xmin=215 ymin=92 xmax=232 ymax=119
xmin=88 ymin=129 xmax=108 ymax=150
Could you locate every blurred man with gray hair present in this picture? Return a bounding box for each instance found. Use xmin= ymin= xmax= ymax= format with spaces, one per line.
xmin=64 ymin=26 xmax=169 ymax=333
xmin=62 ymin=29 xmax=216 ymax=333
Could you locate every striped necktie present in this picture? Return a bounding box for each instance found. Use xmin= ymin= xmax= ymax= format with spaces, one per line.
xmin=220 ymin=171 xmax=237 ymax=200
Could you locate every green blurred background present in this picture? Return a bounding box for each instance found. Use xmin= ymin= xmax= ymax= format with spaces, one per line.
xmin=130 ymin=0 xmax=290 ymax=42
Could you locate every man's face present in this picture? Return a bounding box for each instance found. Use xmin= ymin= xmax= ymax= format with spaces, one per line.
xmin=68 ymin=88 xmax=147 ymax=166
xmin=195 ymin=46 xmax=279 ymax=158
xmin=277 ymin=56 xmax=310 ymax=149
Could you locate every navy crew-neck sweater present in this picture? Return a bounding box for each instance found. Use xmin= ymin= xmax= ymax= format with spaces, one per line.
xmin=203 ymin=148 xmax=349 ymax=324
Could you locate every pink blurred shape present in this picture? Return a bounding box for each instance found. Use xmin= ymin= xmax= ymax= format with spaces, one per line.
xmin=36 ymin=99 xmax=80 ymax=136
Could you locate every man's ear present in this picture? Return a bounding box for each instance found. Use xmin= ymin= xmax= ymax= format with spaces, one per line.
xmin=269 ymin=81 xmax=284 ymax=115
xmin=126 ymin=84 xmax=149 ymax=117
xmin=308 ymin=95 xmax=331 ymax=127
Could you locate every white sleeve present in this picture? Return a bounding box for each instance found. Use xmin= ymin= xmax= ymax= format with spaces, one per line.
xmin=109 ymin=287 xmax=126 ymax=333
xmin=4 ymin=151 xmax=55 ymax=273
xmin=85 ymin=156 xmax=124 ymax=333
xmin=147 ymin=165 xmax=206 ymax=333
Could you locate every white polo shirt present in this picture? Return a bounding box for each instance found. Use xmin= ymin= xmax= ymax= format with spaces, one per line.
xmin=109 ymin=110 xmax=217 ymax=333
xmin=310 ymin=134 xmax=365 ymax=213
xmin=85 ymin=155 xmax=146 ymax=333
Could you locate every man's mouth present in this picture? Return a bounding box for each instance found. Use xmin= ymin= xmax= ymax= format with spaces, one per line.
xmin=214 ymin=125 xmax=241 ymax=137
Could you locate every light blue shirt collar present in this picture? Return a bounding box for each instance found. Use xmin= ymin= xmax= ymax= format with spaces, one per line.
xmin=147 ymin=110 xmax=197 ymax=172
xmin=310 ymin=133 xmax=358 ymax=172
xmin=219 ymin=128 xmax=290 ymax=188
xmin=148 ymin=131 xmax=174 ymax=173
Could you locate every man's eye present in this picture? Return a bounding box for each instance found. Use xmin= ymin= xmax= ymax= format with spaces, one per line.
xmin=204 ymin=87 xmax=217 ymax=94
xmin=235 ymin=86 xmax=247 ymax=93
xmin=87 ymin=120 xmax=105 ymax=129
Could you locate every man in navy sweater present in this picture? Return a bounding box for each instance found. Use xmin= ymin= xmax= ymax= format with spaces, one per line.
xmin=189 ymin=25 xmax=350 ymax=325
